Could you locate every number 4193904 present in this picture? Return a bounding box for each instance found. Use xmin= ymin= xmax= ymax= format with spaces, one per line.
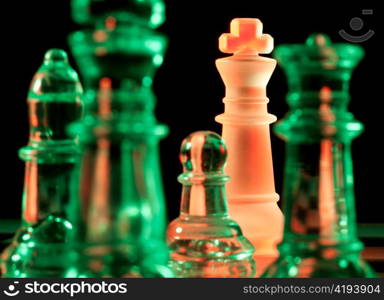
xmin=334 ymin=285 xmax=381 ymax=294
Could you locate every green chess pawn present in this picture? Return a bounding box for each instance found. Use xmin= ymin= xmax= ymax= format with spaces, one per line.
xmin=67 ymin=0 xmax=171 ymax=277
xmin=262 ymin=34 xmax=376 ymax=278
xmin=167 ymin=131 xmax=256 ymax=277
xmin=1 ymin=49 xmax=83 ymax=277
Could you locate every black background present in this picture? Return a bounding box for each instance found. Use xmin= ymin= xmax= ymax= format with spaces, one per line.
xmin=1 ymin=0 xmax=381 ymax=224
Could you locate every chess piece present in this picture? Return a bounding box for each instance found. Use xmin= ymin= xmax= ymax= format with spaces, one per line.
xmin=167 ymin=131 xmax=255 ymax=277
xmin=67 ymin=0 xmax=172 ymax=277
xmin=1 ymin=49 xmax=83 ymax=277
xmin=263 ymin=34 xmax=376 ymax=277
xmin=215 ymin=18 xmax=283 ymax=273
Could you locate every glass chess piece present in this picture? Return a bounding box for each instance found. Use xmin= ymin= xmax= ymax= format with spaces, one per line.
xmin=167 ymin=131 xmax=256 ymax=277
xmin=215 ymin=18 xmax=283 ymax=274
xmin=71 ymin=0 xmax=165 ymax=29
xmin=263 ymin=34 xmax=377 ymax=278
xmin=0 ymin=49 xmax=84 ymax=277
xmin=67 ymin=0 xmax=172 ymax=277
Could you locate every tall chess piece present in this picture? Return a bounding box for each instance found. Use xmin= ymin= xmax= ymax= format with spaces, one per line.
xmin=67 ymin=0 xmax=171 ymax=277
xmin=263 ymin=34 xmax=376 ymax=277
xmin=167 ymin=131 xmax=255 ymax=277
xmin=1 ymin=49 xmax=83 ymax=277
xmin=215 ymin=18 xmax=283 ymax=273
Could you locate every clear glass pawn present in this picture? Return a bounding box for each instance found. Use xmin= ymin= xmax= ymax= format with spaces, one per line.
xmin=167 ymin=131 xmax=255 ymax=277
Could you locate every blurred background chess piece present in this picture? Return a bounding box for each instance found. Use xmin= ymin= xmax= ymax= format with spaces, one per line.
xmin=66 ymin=0 xmax=172 ymax=277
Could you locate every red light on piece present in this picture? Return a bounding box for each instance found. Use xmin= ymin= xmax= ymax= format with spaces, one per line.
xmin=105 ymin=16 xmax=116 ymax=30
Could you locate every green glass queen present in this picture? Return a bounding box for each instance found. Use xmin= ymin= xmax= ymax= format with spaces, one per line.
xmin=67 ymin=0 xmax=171 ymax=277
xmin=263 ymin=34 xmax=376 ymax=277
xmin=1 ymin=49 xmax=83 ymax=277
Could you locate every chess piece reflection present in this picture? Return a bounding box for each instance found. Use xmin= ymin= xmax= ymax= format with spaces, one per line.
xmin=1 ymin=49 xmax=83 ymax=277
xmin=263 ymin=34 xmax=376 ymax=277
xmin=167 ymin=131 xmax=256 ymax=277
xmin=215 ymin=18 xmax=283 ymax=273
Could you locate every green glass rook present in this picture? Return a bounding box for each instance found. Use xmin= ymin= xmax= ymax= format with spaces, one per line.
xmin=263 ymin=34 xmax=376 ymax=278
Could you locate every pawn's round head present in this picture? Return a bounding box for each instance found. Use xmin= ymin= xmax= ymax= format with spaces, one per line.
xmin=180 ymin=131 xmax=227 ymax=173
xmin=44 ymin=48 xmax=69 ymax=65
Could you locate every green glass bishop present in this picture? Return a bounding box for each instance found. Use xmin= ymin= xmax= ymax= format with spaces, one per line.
xmin=67 ymin=0 xmax=171 ymax=277
xmin=0 ymin=49 xmax=83 ymax=277
xmin=262 ymin=34 xmax=376 ymax=277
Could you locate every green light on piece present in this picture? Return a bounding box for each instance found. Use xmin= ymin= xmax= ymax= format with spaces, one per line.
xmin=262 ymin=34 xmax=376 ymax=278
xmin=67 ymin=0 xmax=172 ymax=277
xmin=0 ymin=49 xmax=84 ymax=278
xmin=71 ymin=0 xmax=165 ymax=28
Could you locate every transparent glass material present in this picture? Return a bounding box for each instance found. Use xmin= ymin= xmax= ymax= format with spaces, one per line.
xmin=262 ymin=34 xmax=376 ymax=277
xmin=167 ymin=131 xmax=255 ymax=277
xmin=0 ymin=49 xmax=84 ymax=277
xmin=72 ymin=0 xmax=165 ymax=29
xmin=215 ymin=19 xmax=283 ymax=271
xmin=67 ymin=0 xmax=172 ymax=277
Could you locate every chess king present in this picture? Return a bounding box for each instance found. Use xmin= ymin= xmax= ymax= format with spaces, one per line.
xmin=263 ymin=34 xmax=376 ymax=277
xmin=215 ymin=18 xmax=284 ymax=273
xmin=1 ymin=49 xmax=83 ymax=277
xmin=67 ymin=0 xmax=172 ymax=277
